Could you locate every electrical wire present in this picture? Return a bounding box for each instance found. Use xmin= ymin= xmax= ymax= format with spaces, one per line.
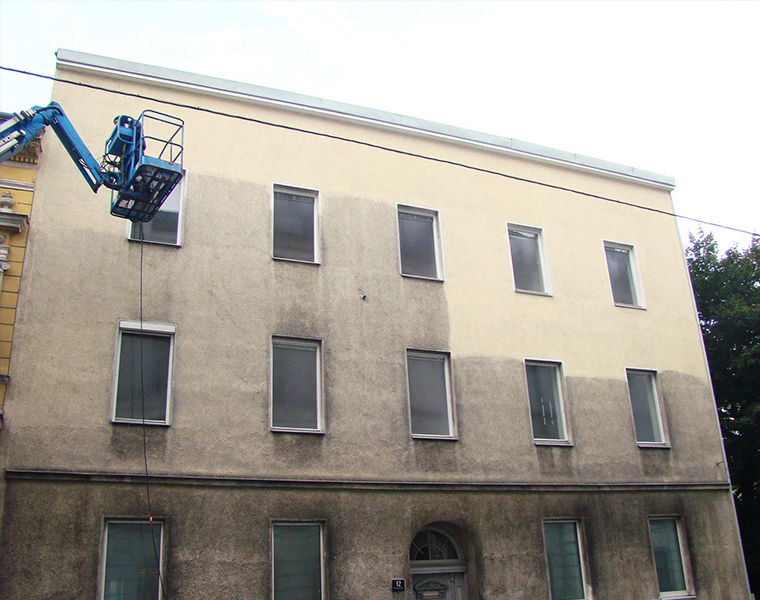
xmin=1 ymin=64 xmax=757 ymax=239
xmin=137 ymin=222 xmax=168 ymax=599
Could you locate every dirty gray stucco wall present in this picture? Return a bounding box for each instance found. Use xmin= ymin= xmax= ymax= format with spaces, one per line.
xmin=0 ymin=479 xmax=747 ymax=600
xmin=3 ymin=177 xmax=725 ymax=484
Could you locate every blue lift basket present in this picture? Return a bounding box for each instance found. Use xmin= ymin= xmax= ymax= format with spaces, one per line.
xmin=107 ymin=110 xmax=184 ymax=223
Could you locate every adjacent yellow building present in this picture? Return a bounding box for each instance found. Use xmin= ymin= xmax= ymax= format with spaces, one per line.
xmin=0 ymin=121 xmax=34 ymax=425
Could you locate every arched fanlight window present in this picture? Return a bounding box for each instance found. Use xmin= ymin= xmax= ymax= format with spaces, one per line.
xmin=409 ymin=528 xmax=462 ymax=562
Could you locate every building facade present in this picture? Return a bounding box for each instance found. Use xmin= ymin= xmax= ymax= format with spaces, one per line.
xmin=0 ymin=49 xmax=751 ymax=599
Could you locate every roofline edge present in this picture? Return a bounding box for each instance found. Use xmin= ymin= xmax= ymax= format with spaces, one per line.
xmin=54 ymin=48 xmax=676 ymax=191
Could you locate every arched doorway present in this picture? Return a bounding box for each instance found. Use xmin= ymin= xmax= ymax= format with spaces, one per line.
xmin=409 ymin=527 xmax=467 ymax=600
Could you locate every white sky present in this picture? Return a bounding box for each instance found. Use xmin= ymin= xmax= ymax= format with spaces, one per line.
xmin=1 ymin=0 xmax=758 ymax=251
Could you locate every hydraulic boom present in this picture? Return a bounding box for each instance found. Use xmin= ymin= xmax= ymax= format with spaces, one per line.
xmin=0 ymin=102 xmax=183 ymax=222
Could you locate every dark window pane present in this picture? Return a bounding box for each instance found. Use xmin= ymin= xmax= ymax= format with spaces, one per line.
xmin=527 ymin=364 xmax=564 ymax=440
xmin=273 ymin=524 xmax=322 ymax=600
xmin=272 ymin=340 xmax=319 ymax=429
xmin=407 ymin=353 xmax=450 ymax=436
xmin=509 ymin=229 xmax=543 ymax=292
xmin=131 ymin=182 xmax=181 ymax=244
xmin=627 ymin=371 xmax=662 ymax=443
xmin=399 ymin=211 xmax=438 ymax=278
xmin=409 ymin=529 xmax=460 ymax=561
xmin=605 ymin=247 xmax=636 ymax=305
xmin=650 ymin=519 xmax=687 ymax=593
xmin=104 ymin=522 xmax=162 ymax=600
xmin=116 ymin=333 xmax=171 ymax=421
xmin=544 ymin=522 xmax=585 ymax=600
xmin=132 ymin=211 xmax=179 ymax=245
xmin=274 ymin=192 xmax=315 ymax=262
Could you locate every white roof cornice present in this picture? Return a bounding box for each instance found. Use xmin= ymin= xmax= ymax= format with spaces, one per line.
xmin=55 ymin=48 xmax=675 ymax=190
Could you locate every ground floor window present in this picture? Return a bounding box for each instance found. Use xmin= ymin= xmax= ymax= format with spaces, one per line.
xmin=101 ymin=520 xmax=163 ymax=600
xmin=543 ymin=520 xmax=587 ymax=600
xmin=272 ymin=522 xmax=324 ymax=600
xmin=649 ymin=518 xmax=692 ymax=597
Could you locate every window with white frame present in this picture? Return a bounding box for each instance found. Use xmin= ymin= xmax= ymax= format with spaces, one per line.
xmin=649 ymin=518 xmax=692 ymax=598
xmin=113 ymin=321 xmax=175 ymax=425
xmin=604 ymin=241 xmax=644 ymax=307
xmin=129 ymin=173 xmax=185 ymax=246
xmin=271 ymin=337 xmax=322 ymax=432
xmin=406 ymin=350 xmax=455 ymax=438
xmin=101 ymin=520 xmax=164 ymax=600
xmin=272 ymin=522 xmax=324 ymax=600
xmin=626 ymin=370 xmax=667 ymax=445
xmin=543 ymin=521 xmax=588 ymax=600
xmin=508 ymin=224 xmax=550 ymax=294
xmin=273 ymin=185 xmax=319 ymax=263
xmin=397 ymin=205 xmax=443 ymax=280
xmin=526 ymin=361 xmax=568 ymax=442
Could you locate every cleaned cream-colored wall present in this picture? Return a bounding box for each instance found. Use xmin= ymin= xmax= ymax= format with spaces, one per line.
xmin=182 ymin=74 xmax=702 ymax=379
xmin=45 ymin=69 xmax=702 ymax=381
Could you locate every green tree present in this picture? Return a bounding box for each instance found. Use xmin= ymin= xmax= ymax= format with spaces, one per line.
xmin=685 ymin=230 xmax=760 ymax=593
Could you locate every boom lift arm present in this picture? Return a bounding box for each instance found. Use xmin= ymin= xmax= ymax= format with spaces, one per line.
xmin=0 ymin=102 xmax=183 ymax=222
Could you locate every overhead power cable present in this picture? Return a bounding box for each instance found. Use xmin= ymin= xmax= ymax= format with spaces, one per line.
xmin=1 ymin=65 xmax=757 ymax=239
xmin=136 ymin=224 xmax=168 ymax=598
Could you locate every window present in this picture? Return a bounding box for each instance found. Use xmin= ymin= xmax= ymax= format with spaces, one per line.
xmin=604 ymin=241 xmax=644 ymax=307
xmin=113 ymin=321 xmax=175 ymax=425
xmin=397 ymin=205 xmax=443 ymax=279
xmin=526 ymin=361 xmax=568 ymax=442
xmin=406 ymin=350 xmax=455 ymax=438
xmin=508 ymin=224 xmax=550 ymax=294
xmin=409 ymin=528 xmax=461 ymax=562
xmin=273 ymin=185 xmax=319 ymax=263
xmin=101 ymin=520 xmax=164 ymax=600
xmin=543 ymin=521 xmax=587 ymax=600
xmin=271 ymin=337 xmax=322 ymax=432
xmin=649 ymin=518 xmax=692 ymax=598
xmin=626 ymin=370 xmax=667 ymax=446
xmin=129 ymin=173 xmax=185 ymax=245
xmin=272 ymin=522 xmax=324 ymax=600
xmin=409 ymin=527 xmax=467 ymax=595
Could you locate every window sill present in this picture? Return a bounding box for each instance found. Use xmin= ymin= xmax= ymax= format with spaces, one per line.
xmin=534 ymin=439 xmax=573 ymax=447
xmin=659 ymin=594 xmax=695 ymax=600
xmin=412 ymin=434 xmax=459 ymax=441
xmin=127 ymin=237 xmax=181 ymax=247
xmin=271 ymin=427 xmax=325 ymax=435
xmin=637 ymin=442 xmax=671 ymax=449
xmin=613 ymin=302 xmax=647 ymax=310
xmin=401 ymin=273 xmax=444 ymax=282
xmin=515 ymin=288 xmax=552 ymax=297
xmin=272 ymin=256 xmax=321 ymax=266
xmin=112 ymin=419 xmax=170 ymax=427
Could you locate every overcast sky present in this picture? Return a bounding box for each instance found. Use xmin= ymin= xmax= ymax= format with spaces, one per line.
xmin=1 ymin=1 xmax=757 ymax=251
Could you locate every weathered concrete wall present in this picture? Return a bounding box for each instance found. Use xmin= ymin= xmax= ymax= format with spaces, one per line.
xmin=0 ymin=479 xmax=748 ymax=599
xmin=4 ymin=161 xmax=724 ymax=483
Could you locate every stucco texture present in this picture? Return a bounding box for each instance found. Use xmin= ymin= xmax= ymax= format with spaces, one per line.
xmin=0 ymin=479 xmax=749 ymax=599
xmin=3 ymin=162 xmax=724 ymax=483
